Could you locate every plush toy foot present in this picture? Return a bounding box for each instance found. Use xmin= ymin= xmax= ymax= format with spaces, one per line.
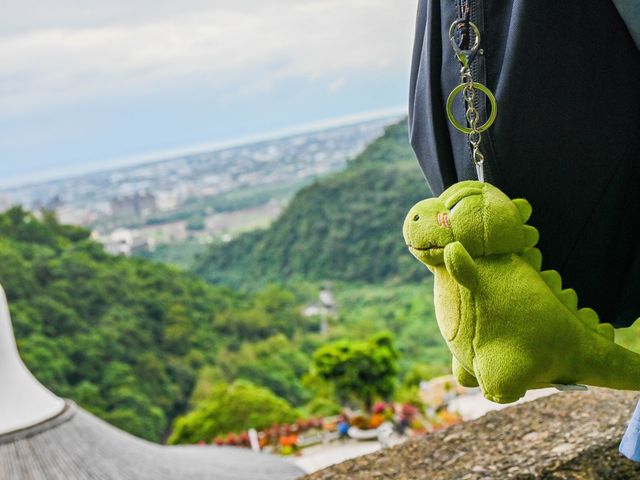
xmin=452 ymin=357 xmax=479 ymax=387
xmin=473 ymin=350 xmax=530 ymax=405
xmin=483 ymin=392 xmax=525 ymax=404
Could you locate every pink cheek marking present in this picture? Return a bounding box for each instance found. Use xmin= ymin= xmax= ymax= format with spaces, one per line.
xmin=443 ymin=214 xmax=451 ymax=228
xmin=437 ymin=214 xmax=443 ymax=226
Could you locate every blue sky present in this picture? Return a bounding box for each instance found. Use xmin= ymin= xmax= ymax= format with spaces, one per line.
xmin=0 ymin=0 xmax=417 ymax=186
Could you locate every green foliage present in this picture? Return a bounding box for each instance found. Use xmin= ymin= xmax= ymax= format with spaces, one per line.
xmin=168 ymin=380 xmax=297 ymax=444
xmin=330 ymin=282 xmax=450 ymax=374
xmin=0 ymin=207 xmax=313 ymax=441
xmin=403 ymin=363 xmax=450 ymax=388
xmin=215 ymin=334 xmax=311 ymax=405
xmin=163 ymin=304 xmax=193 ymax=355
xmin=211 ymin=284 xmax=315 ymax=345
xmin=137 ymin=238 xmax=207 ymax=270
xmin=311 ymin=331 xmax=399 ymax=409
xmin=193 ymin=120 xmax=432 ymax=288
xmin=302 ymin=396 xmax=342 ymax=417
xmin=188 ymin=365 xmax=227 ymax=406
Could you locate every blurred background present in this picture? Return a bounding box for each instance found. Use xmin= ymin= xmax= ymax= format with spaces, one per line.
xmin=0 ymin=0 xmax=484 ymax=471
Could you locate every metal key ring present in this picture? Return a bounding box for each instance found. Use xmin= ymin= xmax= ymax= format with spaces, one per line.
xmin=446 ymin=82 xmax=497 ymax=134
xmin=448 ymin=19 xmax=481 ymax=66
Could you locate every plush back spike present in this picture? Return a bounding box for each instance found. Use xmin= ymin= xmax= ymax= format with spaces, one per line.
xmin=558 ymin=289 xmax=578 ymax=311
xmin=522 ymin=225 xmax=539 ymax=248
xmin=522 ymin=248 xmax=542 ymax=271
xmin=576 ymin=307 xmax=613 ymax=339
xmin=512 ymin=199 xmax=532 ymax=223
xmin=578 ymin=307 xmax=612 ymax=340
xmin=598 ymin=323 xmax=615 ymax=341
xmin=578 ymin=307 xmax=600 ymax=328
xmin=537 ymin=271 xmax=611 ymax=339
xmin=540 ymin=270 xmax=562 ymax=293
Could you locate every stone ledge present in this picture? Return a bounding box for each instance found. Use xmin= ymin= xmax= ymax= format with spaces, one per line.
xmin=306 ymin=388 xmax=640 ymax=479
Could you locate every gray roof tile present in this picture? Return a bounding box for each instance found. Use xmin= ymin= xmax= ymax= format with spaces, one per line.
xmin=0 ymin=402 xmax=302 ymax=480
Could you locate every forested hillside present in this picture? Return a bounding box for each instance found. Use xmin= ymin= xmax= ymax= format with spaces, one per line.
xmin=193 ymin=121 xmax=432 ymax=288
xmin=0 ymin=207 xmax=319 ymax=441
xmin=0 ymin=121 xmax=454 ymax=447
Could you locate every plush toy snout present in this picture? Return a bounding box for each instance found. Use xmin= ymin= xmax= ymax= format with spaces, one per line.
xmin=403 ymin=198 xmax=455 ymax=267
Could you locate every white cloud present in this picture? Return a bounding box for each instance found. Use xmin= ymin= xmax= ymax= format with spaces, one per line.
xmin=0 ymin=0 xmax=416 ymax=116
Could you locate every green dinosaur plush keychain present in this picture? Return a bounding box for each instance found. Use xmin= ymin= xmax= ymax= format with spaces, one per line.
xmin=403 ymin=181 xmax=640 ymax=403
xmin=403 ymin=18 xmax=640 ymax=404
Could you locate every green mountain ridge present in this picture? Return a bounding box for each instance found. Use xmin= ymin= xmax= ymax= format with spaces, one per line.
xmin=193 ymin=120 xmax=433 ymax=288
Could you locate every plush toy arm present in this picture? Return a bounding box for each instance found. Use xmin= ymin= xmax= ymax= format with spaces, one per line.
xmin=444 ymin=241 xmax=478 ymax=291
xmin=452 ymin=356 xmax=479 ymax=388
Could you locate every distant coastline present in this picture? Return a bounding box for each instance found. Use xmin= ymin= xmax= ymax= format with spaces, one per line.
xmin=0 ymin=107 xmax=405 ymax=191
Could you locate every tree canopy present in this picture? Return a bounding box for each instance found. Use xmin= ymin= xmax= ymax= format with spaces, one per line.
xmin=311 ymin=331 xmax=399 ymax=410
xmin=167 ymin=380 xmax=297 ymax=444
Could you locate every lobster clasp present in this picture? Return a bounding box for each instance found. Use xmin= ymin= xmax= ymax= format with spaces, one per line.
xmin=449 ymin=19 xmax=481 ymax=67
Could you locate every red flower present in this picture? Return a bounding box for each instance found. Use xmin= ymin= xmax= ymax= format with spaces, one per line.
xmin=401 ymin=403 xmax=418 ymax=417
xmin=213 ymin=436 xmax=225 ymax=446
xmin=279 ymin=434 xmax=298 ymax=447
xmin=226 ymin=433 xmax=238 ymax=445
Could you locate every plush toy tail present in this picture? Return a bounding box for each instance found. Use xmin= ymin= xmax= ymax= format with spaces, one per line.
xmin=617 ymin=318 xmax=640 ymax=336
xmin=577 ymin=334 xmax=640 ymax=391
xmin=611 ymin=316 xmax=640 ymax=356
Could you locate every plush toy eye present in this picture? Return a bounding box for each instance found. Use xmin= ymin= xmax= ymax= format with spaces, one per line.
xmin=413 ymin=214 xmax=420 ymax=221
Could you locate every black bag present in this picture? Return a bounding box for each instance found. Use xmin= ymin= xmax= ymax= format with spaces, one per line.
xmin=409 ymin=0 xmax=640 ymax=327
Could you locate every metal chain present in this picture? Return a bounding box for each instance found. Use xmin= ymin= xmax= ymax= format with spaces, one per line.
xmin=446 ymin=19 xmax=497 ymax=183
xmin=460 ymin=65 xmax=485 ymax=172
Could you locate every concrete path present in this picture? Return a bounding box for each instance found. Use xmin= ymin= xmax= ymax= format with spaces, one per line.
xmin=448 ymin=387 xmax=557 ymax=420
xmin=294 ymin=437 xmax=405 ymax=474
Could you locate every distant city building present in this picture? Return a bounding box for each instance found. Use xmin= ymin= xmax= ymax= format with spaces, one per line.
xmin=101 ymin=228 xmax=154 ymax=256
xmin=1 ymin=117 xmax=399 ymax=250
xmin=110 ymin=192 xmax=157 ymax=218
xmin=55 ymin=204 xmax=97 ymax=226
xmin=42 ymin=194 xmax=64 ymax=211
xmin=155 ymin=191 xmax=180 ymax=211
xmin=0 ymin=197 xmax=11 ymax=212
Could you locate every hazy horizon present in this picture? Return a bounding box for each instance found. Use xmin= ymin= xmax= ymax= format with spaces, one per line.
xmin=0 ymin=107 xmax=405 ymax=190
